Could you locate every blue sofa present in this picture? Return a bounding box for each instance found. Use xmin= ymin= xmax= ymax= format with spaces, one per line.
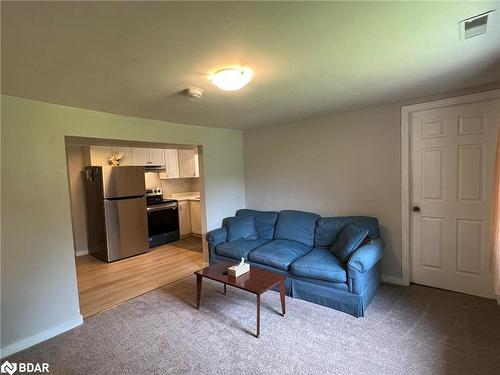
xmin=206 ymin=209 xmax=384 ymax=317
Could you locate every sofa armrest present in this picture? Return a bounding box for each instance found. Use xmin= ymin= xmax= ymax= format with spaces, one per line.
xmin=206 ymin=227 xmax=227 ymax=258
xmin=347 ymin=238 xmax=384 ymax=278
xmin=206 ymin=227 xmax=227 ymax=247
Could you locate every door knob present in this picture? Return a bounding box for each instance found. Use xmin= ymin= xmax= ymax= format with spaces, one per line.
xmin=413 ymin=206 xmax=421 ymax=213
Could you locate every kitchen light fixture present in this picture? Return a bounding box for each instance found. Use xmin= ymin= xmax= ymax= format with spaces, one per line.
xmin=208 ymin=67 xmax=253 ymax=91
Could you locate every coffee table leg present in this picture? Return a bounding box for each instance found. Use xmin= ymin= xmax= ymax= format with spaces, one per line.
xmin=196 ymin=274 xmax=202 ymax=309
xmin=256 ymin=294 xmax=261 ymax=338
xmin=279 ymin=280 xmax=286 ymax=316
xmin=224 ymin=283 xmax=227 ymax=295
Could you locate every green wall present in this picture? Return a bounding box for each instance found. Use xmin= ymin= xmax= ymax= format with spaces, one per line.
xmin=0 ymin=95 xmax=245 ymax=352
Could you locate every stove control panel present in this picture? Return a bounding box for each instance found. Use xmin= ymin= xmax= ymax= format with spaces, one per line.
xmin=146 ymin=188 xmax=163 ymax=196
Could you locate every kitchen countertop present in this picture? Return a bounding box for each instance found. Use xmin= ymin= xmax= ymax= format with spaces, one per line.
xmin=168 ymin=192 xmax=200 ymax=202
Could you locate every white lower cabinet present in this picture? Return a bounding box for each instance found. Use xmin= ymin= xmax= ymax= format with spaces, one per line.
xmin=190 ymin=200 xmax=201 ymax=235
xmin=178 ymin=201 xmax=191 ymax=236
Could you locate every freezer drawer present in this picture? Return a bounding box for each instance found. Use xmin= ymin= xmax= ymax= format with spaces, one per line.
xmin=104 ymin=197 xmax=148 ymax=261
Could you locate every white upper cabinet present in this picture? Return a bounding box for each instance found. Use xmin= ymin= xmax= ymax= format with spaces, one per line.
xmin=131 ymin=147 xmax=165 ymax=166
xmin=194 ymin=150 xmax=200 ymax=178
xmin=131 ymin=148 xmax=149 ymax=165
xmin=85 ymin=145 xmax=197 ymax=176
xmin=164 ymin=149 xmax=180 ymax=179
xmin=149 ymin=148 xmax=165 ymax=166
xmin=178 ymin=149 xmax=197 ymax=178
xmin=111 ymin=147 xmax=133 ymax=166
xmin=85 ymin=145 xmax=112 ymax=166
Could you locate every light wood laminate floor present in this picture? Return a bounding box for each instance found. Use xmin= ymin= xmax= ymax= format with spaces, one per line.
xmin=76 ymin=244 xmax=204 ymax=318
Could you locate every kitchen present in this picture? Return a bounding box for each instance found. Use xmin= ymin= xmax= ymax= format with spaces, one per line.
xmin=65 ymin=137 xmax=206 ymax=317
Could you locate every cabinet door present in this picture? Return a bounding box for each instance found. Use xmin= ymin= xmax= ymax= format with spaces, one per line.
xmin=148 ymin=148 xmax=165 ymax=166
xmin=190 ymin=201 xmax=201 ymax=235
xmin=132 ymin=148 xmax=149 ymax=166
xmin=178 ymin=201 xmax=191 ymax=236
xmin=90 ymin=146 xmax=112 ymax=166
xmin=164 ymin=149 xmax=180 ymax=179
xmin=194 ymin=151 xmax=200 ymax=177
xmin=111 ymin=147 xmax=133 ymax=166
xmin=178 ymin=149 xmax=196 ymax=178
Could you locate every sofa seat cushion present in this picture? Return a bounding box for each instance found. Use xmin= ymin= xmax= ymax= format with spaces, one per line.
xmin=248 ymin=239 xmax=312 ymax=271
xmin=290 ymin=248 xmax=347 ymax=283
xmin=216 ymin=239 xmax=270 ymax=260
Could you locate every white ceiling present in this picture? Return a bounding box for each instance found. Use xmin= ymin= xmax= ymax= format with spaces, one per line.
xmin=2 ymin=1 xmax=500 ymax=129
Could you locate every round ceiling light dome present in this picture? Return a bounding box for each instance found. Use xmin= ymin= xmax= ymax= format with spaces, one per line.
xmin=208 ymin=67 xmax=253 ymax=91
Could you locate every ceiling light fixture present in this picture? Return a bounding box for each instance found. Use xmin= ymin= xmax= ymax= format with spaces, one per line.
xmin=208 ymin=67 xmax=253 ymax=91
xmin=184 ymin=87 xmax=203 ymax=99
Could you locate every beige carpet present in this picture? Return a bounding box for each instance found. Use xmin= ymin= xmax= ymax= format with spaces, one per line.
xmin=6 ymin=277 xmax=500 ymax=374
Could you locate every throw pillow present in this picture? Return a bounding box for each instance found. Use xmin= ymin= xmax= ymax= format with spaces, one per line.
xmin=330 ymin=223 xmax=369 ymax=263
xmin=226 ymin=215 xmax=258 ymax=242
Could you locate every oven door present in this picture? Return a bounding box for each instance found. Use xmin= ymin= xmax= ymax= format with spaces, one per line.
xmin=147 ymin=203 xmax=180 ymax=248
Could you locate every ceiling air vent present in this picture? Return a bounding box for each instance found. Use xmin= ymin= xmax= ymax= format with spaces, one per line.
xmin=459 ymin=11 xmax=494 ymax=40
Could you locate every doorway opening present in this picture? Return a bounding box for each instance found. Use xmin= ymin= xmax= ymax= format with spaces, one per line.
xmin=64 ymin=136 xmax=208 ymax=317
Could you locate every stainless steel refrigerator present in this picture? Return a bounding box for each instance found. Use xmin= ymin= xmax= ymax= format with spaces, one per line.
xmin=84 ymin=166 xmax=148 ymax=262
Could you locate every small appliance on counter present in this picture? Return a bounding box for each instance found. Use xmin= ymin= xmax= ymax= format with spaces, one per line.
xmin=146 ymin=187 xmax=180 ymax=248
xmin=84 ymin=166 xmax=148 ymax=262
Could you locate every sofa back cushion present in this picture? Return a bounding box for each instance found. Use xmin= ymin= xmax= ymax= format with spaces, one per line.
xmin=330 ymin=223 xmax=369 ymax=263
xmin=235 ymin=209 xmax=279 ymax=240
xmin=315 ymin=216 xmax=379 ymax=248
xmin=226 ymin=215 xmax=258 ymax=242
xmin=274 ymin=210 xmax=320 ymax=246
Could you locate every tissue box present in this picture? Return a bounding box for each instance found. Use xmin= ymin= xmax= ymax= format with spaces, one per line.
xmin=227 ymin=262 xmax=250 ymax=277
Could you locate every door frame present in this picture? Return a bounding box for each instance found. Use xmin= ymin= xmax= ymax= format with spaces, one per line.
xmin=400 ymin=89 xmax=500 ymax=285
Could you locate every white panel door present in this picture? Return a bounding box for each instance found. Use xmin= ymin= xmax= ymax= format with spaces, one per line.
xmin=410 ymin=99 xmax=499 ymax=298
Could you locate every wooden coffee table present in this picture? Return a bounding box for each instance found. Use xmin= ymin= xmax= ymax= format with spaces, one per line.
xmin=194 ymin=262 xmax=286 ymax=337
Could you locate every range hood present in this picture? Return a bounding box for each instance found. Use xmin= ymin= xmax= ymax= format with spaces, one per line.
xmin=144 ymin=165 xmax=166 ymax=171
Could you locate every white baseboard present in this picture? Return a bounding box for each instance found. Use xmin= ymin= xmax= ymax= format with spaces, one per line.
xmin=1 ymin=314 xmax=83 ymax=358
xmin=75 ymin=249 xmax=88 ymax=257
xmin=381 ymin=274 xmax=408 ymax=286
